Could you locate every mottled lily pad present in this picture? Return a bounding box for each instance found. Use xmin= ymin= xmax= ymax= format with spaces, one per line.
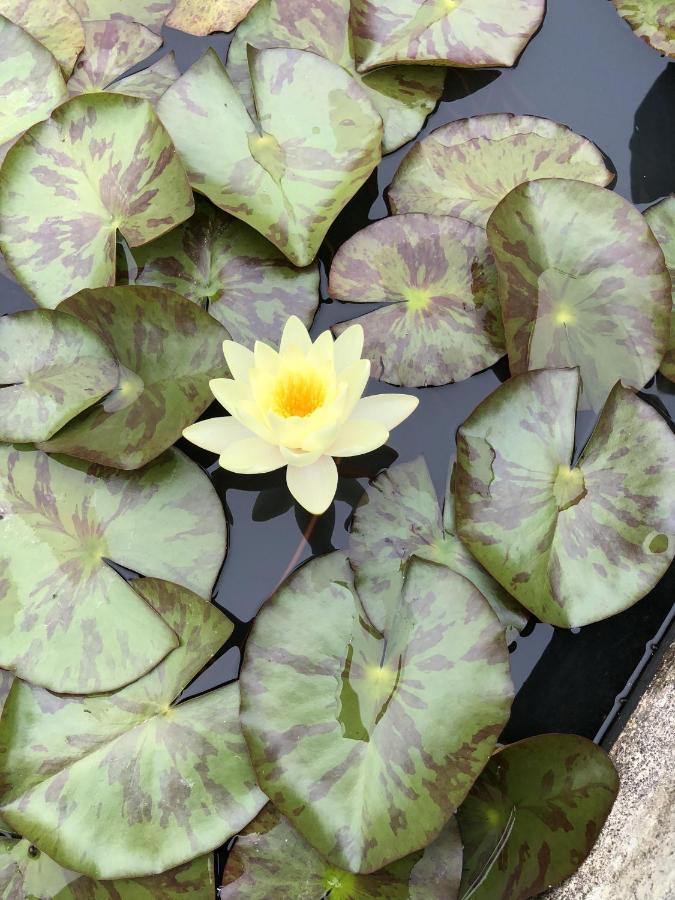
xmin=0 ymin=671 xmax=12 ymax=719
xmin=0 ymin=0 xmax=85 ymax=76
xmin=487 ymin=178 xmax=671 ymax=409
xmin=0 ymin=577 xmax=265 ymax=880
xmin=121 ymin=198 xmax=319 ymax=347
xmin=107 ymin=53 xmax=180 ymax=103
xmin=0 ymin=16 xmax=68 ymax=163
xmin=645 ymin=195 xmax=675 ymax=380
xmin=226 ymin=0 xmax=444 ymax=154
xmin=0 ymin=445 xmax=226 ymax=693
xmin=39 ymin=286 xmax=227 ymax=469
xmin=0 ymin=309 xmax=119 ymax=443
xmin=351 ymin=0 xmax=545 ymax=71
xmin=158 ymin=47 xmax=381 ymax=266
xmin=167 ymin=0 xmax=260 ymax=34
xmin=457 ymin=734 xmax=619 ymax=900
xmin=612 ymin=0 xmax=675 ymax=58
xmin=70 ymin=0 xmax=173 ymax=32
xmin=455 ymin=368 xmax=675 ymax=628
xmin=0 ymin=93 xmax=194 ymax=308
xmin=67 ymin=19 xmax=161 ymax=95
xmin=221 ymin=804 xmax=464 ymax=899
xmin=388 ymin=114 xmax=613 ymax=227
xmin=0 ymin=839 xmax=215 ymax=899
xmin=330 ymin=214 xmax=504 ymax=387
xmin=240 ymin=552 xmax=513 ymax=873
xmin=350 ymin=458 xmax=528 ymax=632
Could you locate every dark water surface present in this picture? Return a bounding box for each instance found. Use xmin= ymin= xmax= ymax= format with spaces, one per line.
xmin=1 ymin=0 xmax=674 ymax=885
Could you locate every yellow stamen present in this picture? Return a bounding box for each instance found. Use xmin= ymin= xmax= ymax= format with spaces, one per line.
xmin=272 ymin=370 xmax=327 ymax=418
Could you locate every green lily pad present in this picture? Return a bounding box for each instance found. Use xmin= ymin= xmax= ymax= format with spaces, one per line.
xmin=240 ymin=552 xmax=514 ymax=874
xmin=167 ymin=0 xmax=261 ymax=33
xmin=0 ymin=577 xmax=266 ymax=880
xmin=645 ymin=195 xmax=675 ymax=381
xmin=0 ymin=839 xmax=215 ymax=899
xmin=158 ymin=47 xmax=382 ymax=266
xmin=226 ymin=0 xmax=444 ymax=154
xmin=67 ymin=20 xmax=161 ymax=95
xmin=70 ymin=0 xmax=173 ymax=32
xmin=0 ymin=92 xmax=194 ymax=309
xmin=330 ymin=214 xmax=504 ymax=387
xmin=221 ymin=804 xmax=464 ymax=899
xmin=0 ymin=671 xmax=12 ymax=720
xmin=487 ymin=178 xmax=671 ymax=410
xmin=107 ymin=53 xmax=180 ymax=103
xmin=0 ymin=445 xmax=226 ymax=693
xmin=456 ymin=734 xmax=619 ymax=900
xmin=612 ymin=0 xmax=675 ymax=57
xmin=350 ymin=458 xmax=528 ymax=632
xmin=388 ymin=114 xmax=613 ymax=227
xmin=350 ymin=0 xmax=545 ymax=71
xmin=38 ymin=286 xmax=227 ymax=469
xmin=0 ymin=16 xmax=68 ymax=163
xmin=120 ymin=198 xmax=319 ymax=347
xmin=0 ymin=309 xmax=119 ymax=443
xmin=454 ymin=368 xmax=675 ymax=628
xmin=0 ymin=0 xmax=85 ymax=76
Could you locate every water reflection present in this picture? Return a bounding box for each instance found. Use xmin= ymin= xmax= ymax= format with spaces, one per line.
xmin=630 ymin=65 xmax=675 ymax=204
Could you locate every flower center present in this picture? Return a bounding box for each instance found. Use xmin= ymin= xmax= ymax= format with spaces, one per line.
xmin=272 ymin=369 xmax=327 ymax=418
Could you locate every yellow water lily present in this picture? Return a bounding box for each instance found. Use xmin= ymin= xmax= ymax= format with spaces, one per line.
xmin=183 ymin=317 xmax=419 ymax=514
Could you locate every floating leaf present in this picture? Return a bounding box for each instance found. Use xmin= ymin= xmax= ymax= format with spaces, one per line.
xmin=240 ymin=552 xmax=514 ymax=873
xmin=0 ymin=577 xmax=265 ymax=880
xmin=645 ymin=195 xmax=675 ymax=381
xmin=69 ymin=0 xmax=173 ymax=33
xmin=0 ymin=445 xmax=226 ymax=693
xmin=158 ymin=47 xmax=382 ymax=266
xmin=0 ymin=16 xmax=68 ymax=163
xmin=39 ymin=286 xmax=227 ymax=469
xmin=167 ymin=0 xmax=260 ymax=34
xmin=0 ymin=671 xmax=12 ymax=720
xmin=388 ymin=114 xmax=613 ymax=227
xmin=221 ymin=804 xmax=464 ymax=899
xmin=487 ymin=178 xmax=671 ymax=409
xmin=226 ymin=0 xmax=444 ymax=154
xmin=107 ymin=53 xmax=180 ymax=103
xmin=611 ymin=0 xmax=675 ymax=58
xmin=330 ymin=214 xmax=504 ymax=387
xmin=67 ymin=20 xmax=162 ymax=95
xmin=0 ymin=0 xmax=85 ymax=76
xmin=0 ymin=93 xmax=194 ymax=309
xmin=121 ymin=198 xmax=319 ymax=347
xmin=349 ymin=458 xmax=528 ymax=632
xmin=0 ymin=309 xmax=119 ymax=443
xmin=0 ymin=838 xmax=215 ymax=899
xmin=454 ymin=368 xmax=675 ymax=628
xmin=457 ymin=734 xmax=619 ymax=900
xmin=350 ymin=0 xmax=545 ymax=71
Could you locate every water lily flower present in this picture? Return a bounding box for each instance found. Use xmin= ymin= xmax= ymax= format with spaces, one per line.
xmin=183 ymin=316 xmax=419 ymax=514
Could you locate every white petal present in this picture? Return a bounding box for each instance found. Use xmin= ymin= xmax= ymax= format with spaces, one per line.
xmin=340 ymin=358 xmax=371 ymax=419
xmin=280 ymin=315 xmax=312 ymax=356
xmin=329 ymin=419 xmax=389 ymax=457
xmin=351 ymin=393 xmax=419 ymax=430
xmin=254 ymin=340 xmax=279 ymax=371
xmin=286 ymin=455 xmax=338 ymax=514
xmin=222 ymin=341 xmax=254 ymax=382
xmin=280 ymin=445 xmax=324 ymax=468
xmin=333 ymin=323 xmax=364 ymax=372
xmin=183 ymin=417 xmax=253 ymax=454
xmin=308 ymin=329 xmax=334 ymax=366
xmin=209 ymin=377 xmax=250 ymax=413
xmin=219 ymin=437 xmax=286 ymax=474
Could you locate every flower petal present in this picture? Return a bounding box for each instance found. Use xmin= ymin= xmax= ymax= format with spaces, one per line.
xmin=329 ymin=419 xmax=389 ymax=457
xmin=209 ymin=377 xmax=251 ymax=413
xmin=219 ymin=437 xmax=286 ymax=474
xmin=352 ymin=393 xmax=419 ymax=430
xmin=254 ymin=340 xmax=280 ymax=372
xmin=280 ymin=315 xmax=312 ymax=357
xmin=223 ymin=340 xmax=254 ymax=381
xmin=280 ymin=445 xmax=324 ymax=468
xmin=333 ymin=323 xmax=364 ymax=372
xmin=183 ymin=417 xmax=254 ymax=454
xmin=340 ymin=358 xmax=371 ymax=419
xmin=286 ymin=455 xmax=338 ymax=514
xmin=308 ymin=329 xmax=334 ymax=367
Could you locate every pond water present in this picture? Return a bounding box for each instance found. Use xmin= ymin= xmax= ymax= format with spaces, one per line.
xmin=1 ymin=0 xmax=673 ymax=885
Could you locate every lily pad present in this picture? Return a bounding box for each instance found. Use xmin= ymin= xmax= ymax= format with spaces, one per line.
xmin=349 ymin=457 xmax=528 ymax=632
xmin=456 ymin=734 xmax=619 ymax=900
xmin=454 ymin=368 xmax=675 ymax=628
xmin=487 ymin=178 xmax=671 ymax=409
xmin=612 ymin=0 xmax=675 ymax=58
xmin=69 ymin=0 xmax=173 ymax=33
xmin=330 ymin=214 xmax=504 ymax=387
xmin=221 ymin=804 xmax=464 ymax=899
xmin=167 ymin=0 xmax=261 ymax=34
xmin=0 ymin=15 xmax=68 ymax=163
xmin=0 ymin=92 xmax=194 ymax=309
xmin=0 ymin=839 xmax=215 ymax=899
xmin=645 ymin=195 xmax=675 ymax=381
xmin=0 ymin=577 xmax=266 ymax=880
xmin=107 ymin=53 xmax=180 ymax=103
xmin=388 ymin=114 xmax=613 ymax=227
xmin=67 ymin=19 xmax=162 ymax=95
xmin=240 ymin=552 xmax=514 ymax=873
xmin=120 ymin=198 xmax=319 ymax=347
xmin=0 ymin=309 xmax=119 ymax=443
xmin=350 ymin=0 xmax=545 ymax=71
xmin=0 ymin=671 xmax=12 ymax=719
xmin=158 ymin=47 xmax=382 ymax=266
xmin=0 ymin=0 xmax=85 ymax=76
xmin=39 ymin=286 xmax=227 ymax=469
xmin=0 ymin=445 xmax=226 ymax=693
xmin=226 ymin=0 xmax=444 ymax=154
